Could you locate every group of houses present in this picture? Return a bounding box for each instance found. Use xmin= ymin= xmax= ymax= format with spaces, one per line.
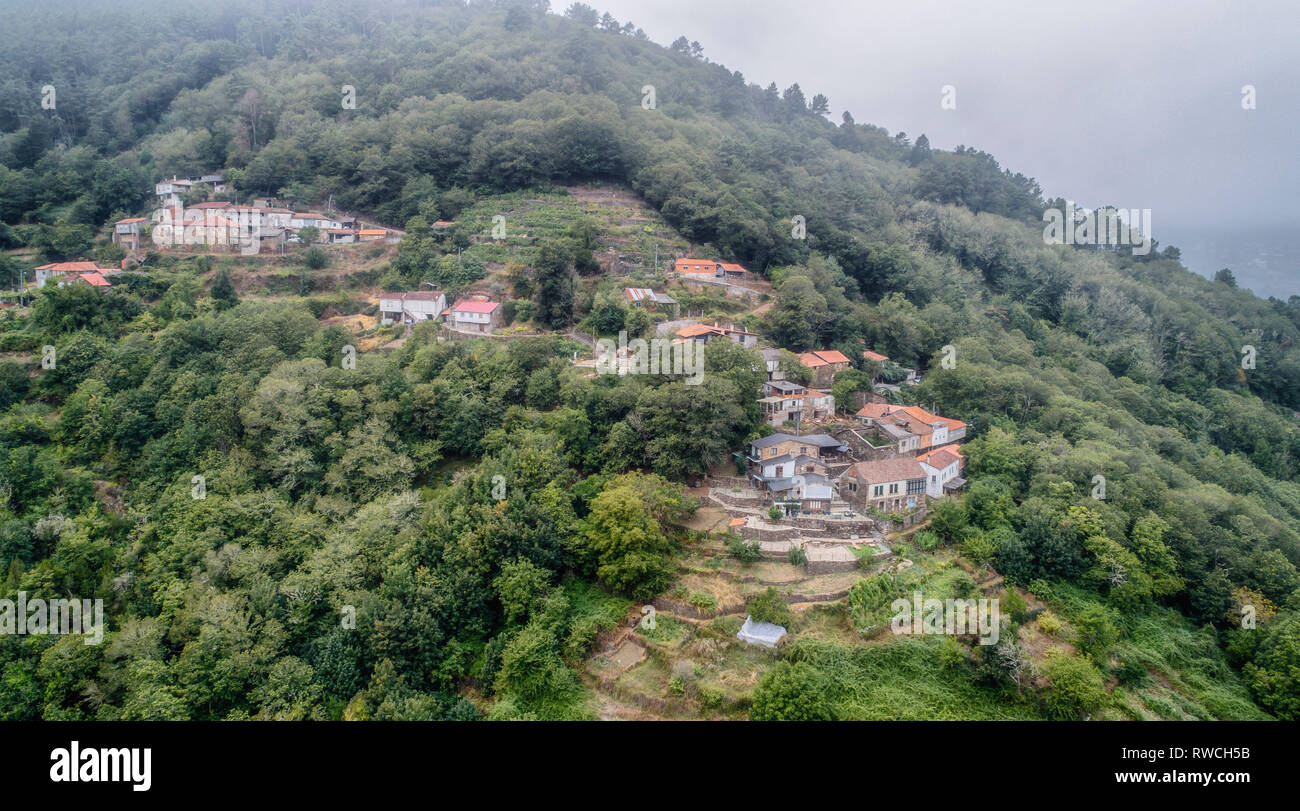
xmin=854 ymin=403 xmax=967 ymax=454
xmin=744 ymin=426 xmax=967 ymax=517
xmin=730 ymin=332 xmax=969 ymax=518
xmin=32 ymin=261 xmax=120 ymax=290
xmin=378 ymin=290 xmax=503 ymax=333
xmin=120 ymin=176 xmax=395 ymax=254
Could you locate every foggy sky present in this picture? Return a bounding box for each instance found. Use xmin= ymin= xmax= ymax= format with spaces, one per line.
xmin=592 ymin=0 xmax=1298 ymax=231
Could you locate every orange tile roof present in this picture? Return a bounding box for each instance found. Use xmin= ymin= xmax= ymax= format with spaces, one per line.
xmin=675 ymin=324 xmax=717 ymax=338
xmin=116 ymin=217 xmax=147 ymax=224
xmin=863 ymin=350 xmax=889 ymax=363
xmin=35 ymin=261 xmax=102 ymax=272
xmin=921 ymin=450 xmax=960 ymax=470
xmin=674 ymin=258 xmax=719 ymax=273
xmin=855 ymin=403 xmax=896 ymax=419
xmin=813 ymin=349 xmax=850 ymax=364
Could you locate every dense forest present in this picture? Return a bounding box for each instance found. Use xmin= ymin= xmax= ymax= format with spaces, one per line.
xmin=0 ymin=0 xmax=1297 ymax=720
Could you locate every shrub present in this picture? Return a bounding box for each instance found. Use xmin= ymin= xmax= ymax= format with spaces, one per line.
xmin=687 ymin=590 xmax=716 ymax=612
xmin=303 ymin=246 xmax=329 ymax=269
xmin=747 ymin=587 xmax=794 ymax=628
xmin=913 ymin=530 xmax=940 ymax=551
xmin=786 ymin=544 xmax=807 ymax=566
xmin=696 ymin=683 xmax=723 ymax=710
xmin=1001 ymin=587 xmax=1028 ymax=621
xmin=961 ymin=531 xmax=997 ymax=566
xmin=750 ymin=662 xmax=834 ymax=721
xmin=726 ymin=534 xmax=762 ymax=564
xmin=1114 ymin=655 xmax=1151 ymax=687
xmin=1037 ymin=610 xmax=1062 ymax=636
xmin=1073 ymin=604 xmax=1119 ymax=662
xmin=1041 ymin=651 xmax=1108 ymax=720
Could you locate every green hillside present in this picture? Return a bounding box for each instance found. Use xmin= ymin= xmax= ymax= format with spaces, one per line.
xmin=0 ymin=0 xmax=1297 ymax=721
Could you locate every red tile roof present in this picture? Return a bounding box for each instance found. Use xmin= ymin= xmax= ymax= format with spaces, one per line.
xmin=78 ymin=272 xmax=111 ymax=287
xmin=799 ymin=349 xmax=852 ymax=367
xmin=863 ymin=350 xmax=889 ymax=363
xmin=674 ymin=258 xmax=719 ymax=273
xmin=451 ymin=300 xmax=500 ymax=314
xmin=676 ymin=324 xmax=717 ymax=338
xmin=35 ymin=261 xmax=103 ymax=272
xmin=856 ymin=403 xmax=897 ymax=419
xmin=919 ymin=449 xmax=960 ymax=470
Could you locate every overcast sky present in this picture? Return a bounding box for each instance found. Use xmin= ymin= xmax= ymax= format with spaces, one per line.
xmin=590 ymin=0 xmax=1298 ymax=232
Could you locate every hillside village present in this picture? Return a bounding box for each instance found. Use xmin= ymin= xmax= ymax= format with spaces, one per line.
xmin=14 ymin=173 xmax=972 ymax=587
xmin=30 ymin=175 xmax=973 ymax=517
xmin=3 ymin=0 xmax=1298 ymax=732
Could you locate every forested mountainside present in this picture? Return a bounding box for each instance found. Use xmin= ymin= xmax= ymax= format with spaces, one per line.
xmin=0 ymin=0 xmax=1297 ymax=721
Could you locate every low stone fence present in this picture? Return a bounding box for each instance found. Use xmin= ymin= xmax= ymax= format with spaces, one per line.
xmin=805 ymin=558 xmax=862 ymax=575
xmin=736 ymin=523 xmax=796 ymax=543
xmin=792 ymin=516 xmax=875 ymax=535
xmin=878 ymin=507 xmax=928 ymax=533
xmin=704 ymin=475 xmax=750 ymax=489
xmin=710 ymin=489 xmax=766 ymax=509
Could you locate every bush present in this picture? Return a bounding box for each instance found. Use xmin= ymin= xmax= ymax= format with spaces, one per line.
xmin=726 ymin=534 xmax=762 ymax=564
xmin=1041 ymin=651 xmax=1108 ymax=719
xmin=1037 ymin=610 xmax=1062 ymax=636
xmin=687 ymin=590 xmax=716 ymax=612
xmin=1114 ymin=655 xmax=1151 ymax=687
xmin=786 ymin=544 xmax=807 ymax=566
xmin=747 ymin=587 xmax=794 ymax=628
xmin=913 ymin=530 xmax=940 ymax=551
xmin=303 ymin=246 xmax=329 ymax=270
xmin=696 ymin=683 xmax=723 ymax=710
xmin=750 ymin=662 xmax=834 ymax=721
xmin=1001 ymin=587 xmax=1028 ymax=621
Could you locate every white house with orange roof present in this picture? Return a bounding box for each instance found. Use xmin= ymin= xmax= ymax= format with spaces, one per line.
xmin=918 ymin=444 xmax=966 ymax=497
xmin=33 ymin=261 xmax=113 ymax=288
xmin=855 ymin=404 xmax=968 ymax=452
xmin=673 ymin=322 xmax=758 ymax=348
xmin=445 ymin=297 xmax=502 ymax=333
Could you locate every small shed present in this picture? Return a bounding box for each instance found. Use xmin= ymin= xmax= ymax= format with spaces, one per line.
xmin=736 ymin=615 xmax=787 ymax=648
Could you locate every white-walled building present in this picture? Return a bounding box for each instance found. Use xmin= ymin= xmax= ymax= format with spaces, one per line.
xmin=380 ymin=290 xmax=447 ymax=325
